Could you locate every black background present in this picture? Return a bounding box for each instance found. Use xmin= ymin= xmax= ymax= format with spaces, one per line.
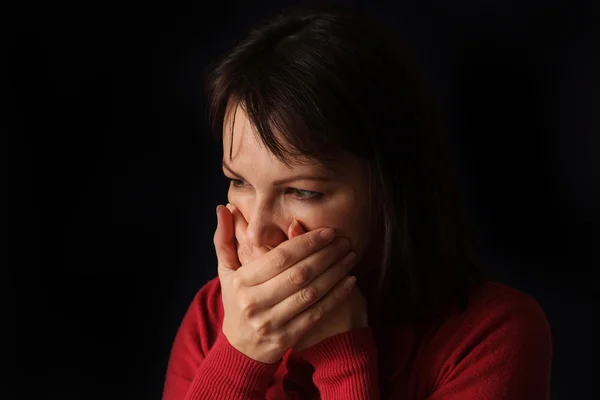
xmin=11 ymin=1 xmax=599 ymax=398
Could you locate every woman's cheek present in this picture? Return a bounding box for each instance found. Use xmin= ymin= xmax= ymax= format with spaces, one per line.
xmin=227 ymin=188 xmax=247 ymax=207
xmin=289 ymin=198 xmax=343 ymax=232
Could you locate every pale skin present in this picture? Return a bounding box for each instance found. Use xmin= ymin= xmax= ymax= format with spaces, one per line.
xmin=214 ymin=102 xmax=372 ymax=364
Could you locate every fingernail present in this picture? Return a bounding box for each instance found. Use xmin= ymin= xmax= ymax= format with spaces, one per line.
xmin=320 ymin=227 xmax=335 ymax=241
xmin=216 ymin=205 xmax=223 ymax=218
xmin=343 ymin=251 xmax=356 ymax=265
xmin=344 ymin=276 xmax=356 ymax=290
xmin=290 ymin=219 xmax=298 ymax=230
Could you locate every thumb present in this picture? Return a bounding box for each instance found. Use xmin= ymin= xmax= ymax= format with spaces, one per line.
xmin=214 ymin=205 xmax=241 ymax=275
xmin=227 ymin=202 xmax=268 ymax=263
xmin=226 ymin=203 xmax=249 ymax=243
xmin=287 ymin=218 xmax=307 ymax=239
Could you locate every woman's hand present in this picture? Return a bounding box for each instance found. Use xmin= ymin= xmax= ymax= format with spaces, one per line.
xmin=287 ymin=219 xmax=369 ymax=352
xmin=214 ymin=204 xmax=358 ymax=365
xmin=221 ymin=203 xmax=368 ymax=353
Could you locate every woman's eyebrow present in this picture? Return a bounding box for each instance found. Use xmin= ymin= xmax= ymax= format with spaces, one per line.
xmin=222 ymin=160 xmax=335 ymax=185
xmin=271 ymin=175 xmax=334 ymax=185
xmin=222 ymin=161 xmax=243 ymax=178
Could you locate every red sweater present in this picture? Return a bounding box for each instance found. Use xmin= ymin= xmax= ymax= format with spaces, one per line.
xmin=163 ymin=277 xmax=552 ymax=399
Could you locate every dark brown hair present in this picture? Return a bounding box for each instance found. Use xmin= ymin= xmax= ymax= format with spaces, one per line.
xmin=204 ymin=3 xmax=486 ymax=323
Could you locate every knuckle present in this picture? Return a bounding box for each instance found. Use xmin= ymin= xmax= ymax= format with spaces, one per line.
xmin=238 ymin=243 xmax=252 ymax=263
xmin=239 ymin=296 xmax=258 ymax=318
xmin=310 ymin=306 xmax=323 ymax=321
xmin=213 ymin=236 xmax=225 ymax=253
xmin=289 ymin=265 xmax=309 ymax=286
xmin=231 ymin=276 xmax=244 ymax=290
xmin=305 ymin=233 xmax=317 ymax=250
xmin=254 ymin=319 xmax=272 ymax=337
xmin=271 ymin=249 xmax=289 ymax=271
xmin=272 ymin=332 xmax=289 ymax=347
xmin=299 ymin=286 xmax=316 ymax=303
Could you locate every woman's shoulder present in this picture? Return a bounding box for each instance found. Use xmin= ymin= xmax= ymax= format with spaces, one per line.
xmin=403 ymin=280 xmax=553 ymax=397
xmin=468 ymin=280 xmax=545 ymax=310
xmin=416 ymin=279 xmax=552 ymax=349
xmin=413 ymin=280 xmax=552 ymax=391
xmin=415 ymin=280 xmax=551 ymax=343
xmin=463 ymin=280 xmax=551 ymax=333
xmin=442 ymin=280 xmax=551 ymax=344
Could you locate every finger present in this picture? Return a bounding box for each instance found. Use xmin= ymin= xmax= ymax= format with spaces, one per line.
xmin=228 ymin=203 xmax=268 ymax=265
xmin=287 ymin=218 xmax=307 ymax=240
xmin=238 ymin=226 xmax=337 ymax=286
xmin=226 ymin=203 xmax=249 ymax=243
xmin=227 ymin=203 xmax=249 ymax=263
xmin=279 ymin=261 xmax=357 ymax=337
xmin=214 ymin=205 xmax=241 ymax=272
xmin=254 ymin=235 xmax=352 ymax=309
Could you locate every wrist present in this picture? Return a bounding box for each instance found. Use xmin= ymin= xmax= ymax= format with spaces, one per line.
xmin=298 ymin=327 xmax=375 ymax=366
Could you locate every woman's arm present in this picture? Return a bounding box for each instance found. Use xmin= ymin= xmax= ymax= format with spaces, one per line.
xmin=162 ymin=279 xmax=280 ymax=400
xmin=299 ymin=327 xmax=381 ymax=399
xmin=296 ymin=285 xmax=552 ymax=400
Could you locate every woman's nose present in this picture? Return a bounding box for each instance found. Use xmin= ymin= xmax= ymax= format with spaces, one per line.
xmin=245 ymin=206 xmax=287 ymax=249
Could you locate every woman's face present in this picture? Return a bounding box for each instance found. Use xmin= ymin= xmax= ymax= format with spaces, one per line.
xmin=222 ymin=104 xmax=373 ymax=273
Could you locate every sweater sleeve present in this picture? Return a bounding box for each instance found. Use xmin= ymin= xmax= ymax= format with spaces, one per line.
xmin=424 ymin=287 xmax=553 ymax=400
xmin=298 ymin=327 xmax=381 ymax=399
xmin=162 ymin=278 xmax=280 ymax=400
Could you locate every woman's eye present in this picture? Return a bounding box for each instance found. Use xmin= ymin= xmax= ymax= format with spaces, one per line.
xmin=286 ymin=188 xmax=323 ymax=201
xmin=227 ymin=177 xmax=322 ymax=201
xmin=228 ymin=178 xmax=248 ymax=188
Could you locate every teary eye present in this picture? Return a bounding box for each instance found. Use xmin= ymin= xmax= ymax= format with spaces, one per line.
xmin=228 ymin=178 xmax=248 ymax=188
xmin=285 ymin=188 xmax=323 ymax=201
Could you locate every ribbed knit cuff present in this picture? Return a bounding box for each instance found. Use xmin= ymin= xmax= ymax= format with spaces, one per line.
xmin=185 ymin=333 xmax=280 ymax=399
xmin=297 ymin=327 xmax=380 ymax=399
xmin=299 ymin=327 xmax=377 ymax=367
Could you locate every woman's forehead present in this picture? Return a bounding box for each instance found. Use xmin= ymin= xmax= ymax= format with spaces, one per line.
xmin=222 ymin=99 xmax=364 ymax=176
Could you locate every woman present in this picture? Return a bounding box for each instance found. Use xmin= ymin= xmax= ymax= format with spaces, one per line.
xmin=163 ymin=3 xmax=552 ymax=399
